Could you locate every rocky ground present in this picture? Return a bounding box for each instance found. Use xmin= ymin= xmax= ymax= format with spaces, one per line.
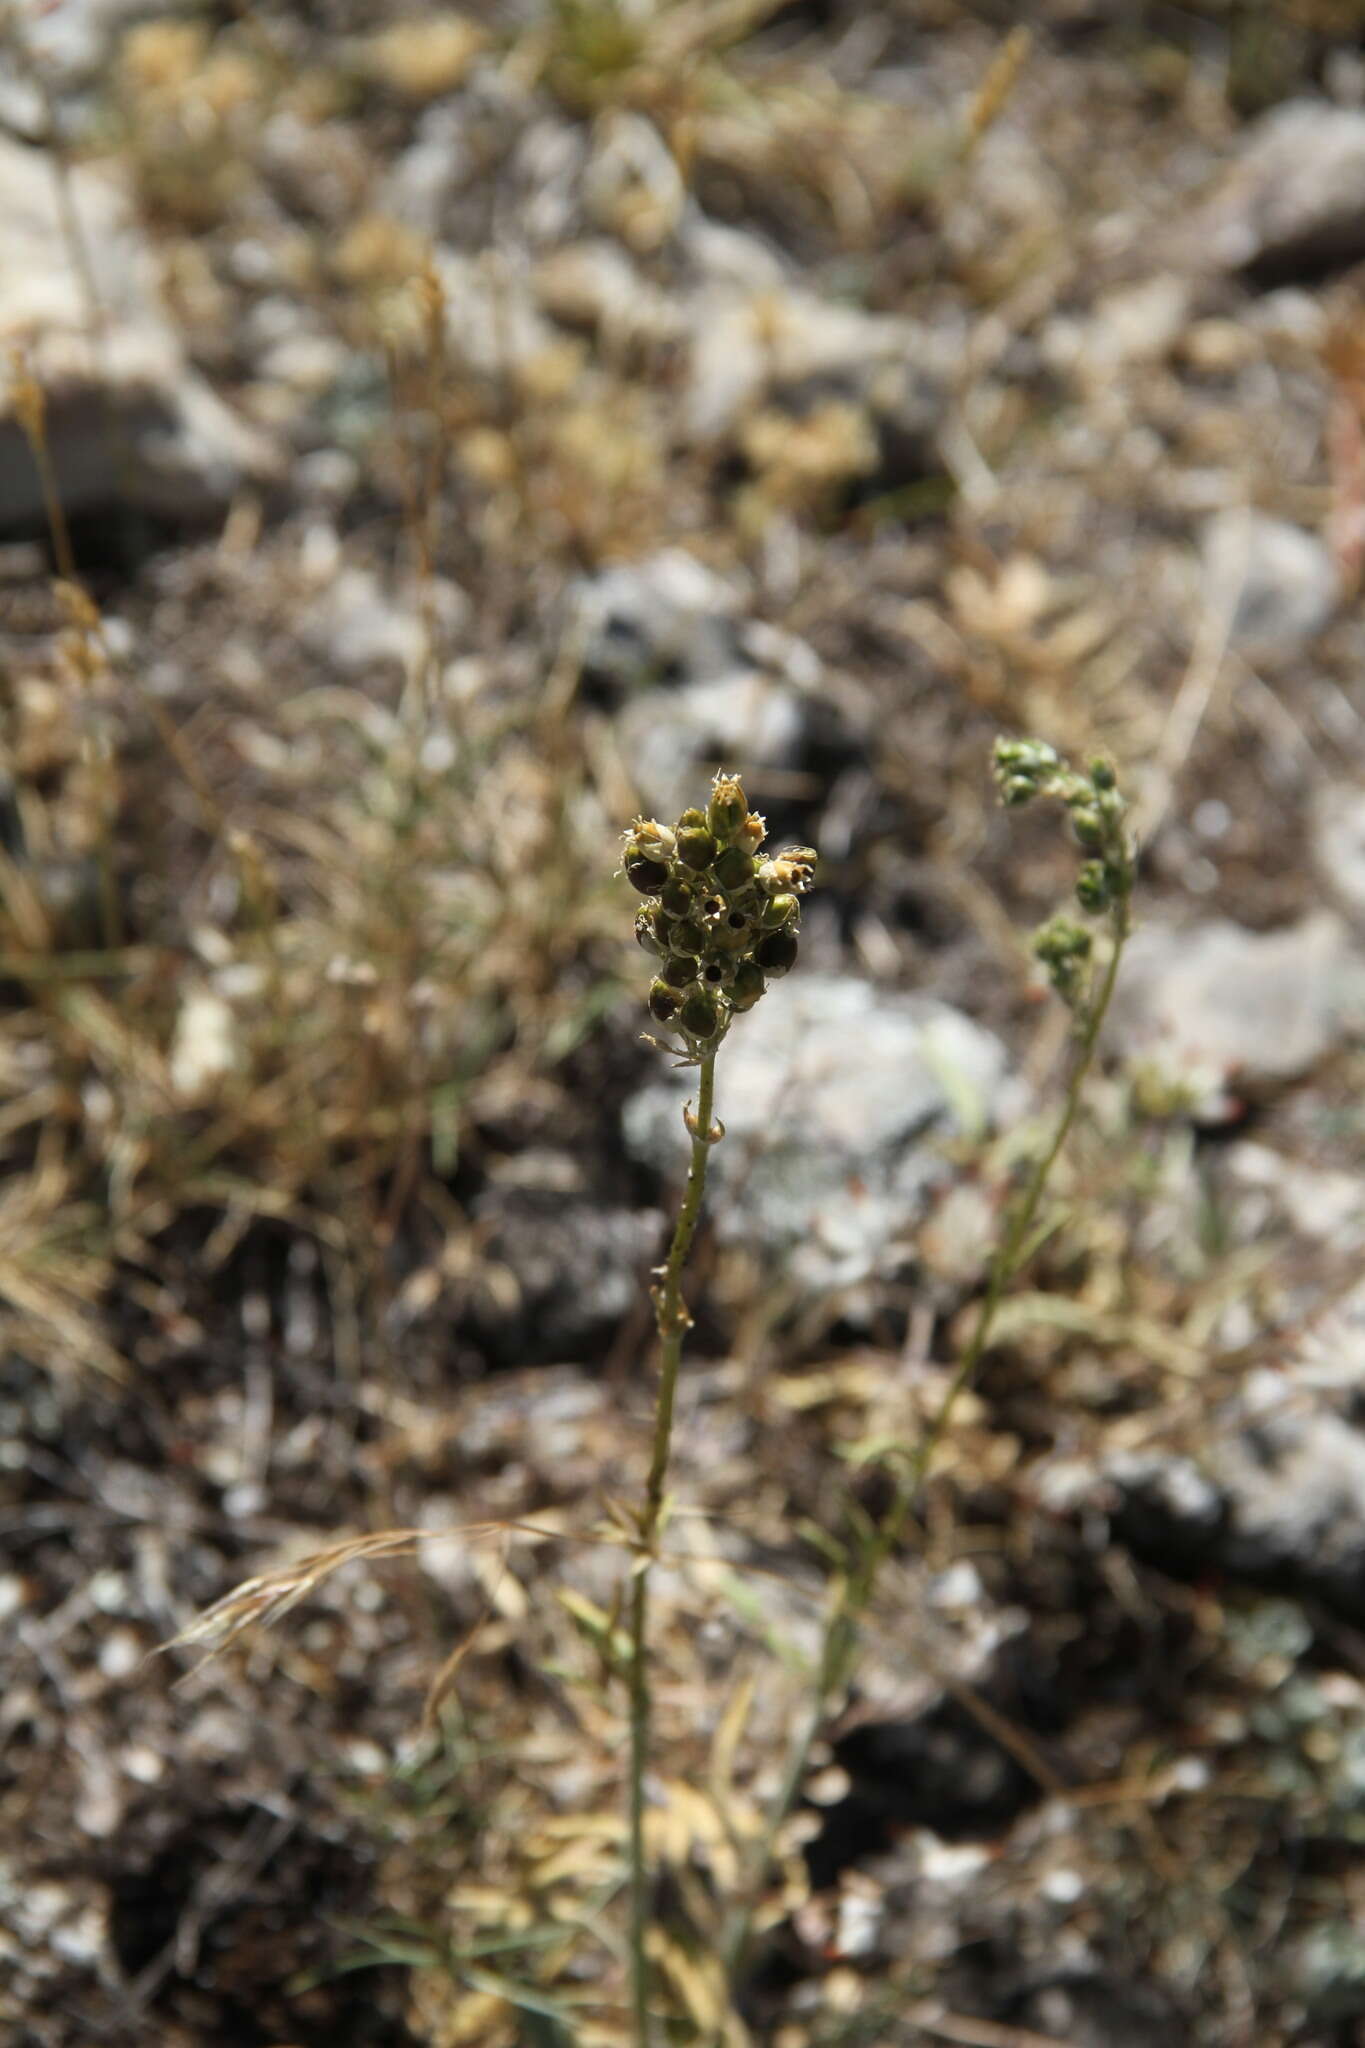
xmin=2 ymin=3 xmax=1365 ymax=2044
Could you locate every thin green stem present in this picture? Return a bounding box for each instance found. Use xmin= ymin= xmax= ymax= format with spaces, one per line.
xmin=720 ymin=905 xmax=1129 ymax=1988
xmin=628 ymin=1047 xmax=718 ymax=2048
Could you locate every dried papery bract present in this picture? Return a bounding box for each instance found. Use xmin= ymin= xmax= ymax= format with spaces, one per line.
xmin=621 ymin=771 xmax=814 ymax=2046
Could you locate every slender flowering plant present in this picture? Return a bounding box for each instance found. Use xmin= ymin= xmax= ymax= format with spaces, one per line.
xmin=620 ymin=773 xmax=815 ymax=2045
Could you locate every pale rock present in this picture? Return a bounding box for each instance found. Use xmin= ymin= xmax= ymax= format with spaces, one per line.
xmin=624 ymin=975 xmax=1014 ymax=1294
xmin=0 ymin=138 xmax=275 ymax=526
xmin=534 ymin=239 xmax=682 ymax=350
xmin=1312 ymin=782 xmax=1365 ymax=921
xmin=1202 ymin=508 xmax=1338 ymax=659
xmin=300 ymin=563 xmax=467 ymax=680
xmin=685 ymin=283 xmax=945 ymax=443
xmin=582 ymin=110 xmax=687 ymax=253
xmin=432 ymin=247 xmax=557 ymax=378
xmin=1113 ymin=1279 xmax=1365 ymax=1615
xmin=1200 ymin=100 xmax=1365 ymax=279
xmin=168 ymin=988 xmax=238 ymax=1103
xmin=1107 ymin=913 xmax=1364 ymax=1118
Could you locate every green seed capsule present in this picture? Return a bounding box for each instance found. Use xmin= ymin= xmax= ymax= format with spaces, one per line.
xmin=729 ymin=959 xmax=765 ymax=1010
xmin=635 ymin=910 xmax=666 ymax=956
xmin=679 ymin=989 xmax=720 ymax=1038
xmin=625 ymin=853 xmax=670 ymax=894
xmin=713 ymin=844 xmax=755 ymax=890
xmin=648 ymin=979 xmax=680 ymax=1023
xmin=661 ymin=953 xmax=699 ymax=989
xmin=1075 ymin=861 xmax=1112 ymax=913
xmin=677 ymin=808 xmax=708 ymax=833
xmin=712 ymin=907 xmax=753 ymax=953
xmin=659 ymin=875 xmax=695 ymax=917
xmin=676 ymin=826 xmax=718 ymax=871
xmin=760 ymin=892 xmax=797 ymax=929
xmin=1070 ymin=807 xmax=1104 ymax=852
xmin=755 ymin=928 xmax=798 ymax=976
xmin=669 ymin=916 xmax=706 ymax=956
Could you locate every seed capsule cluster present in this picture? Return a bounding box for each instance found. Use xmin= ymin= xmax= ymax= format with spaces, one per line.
xmin=624 ymin=774 xmax=816 ymax=1047
xmin=992 ymin=737 xmax=1133 ymax=1008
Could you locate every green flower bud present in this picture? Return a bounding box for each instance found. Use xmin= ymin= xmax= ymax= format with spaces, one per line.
xmin=676 ymin=826 xmax=718 ymax=871
xmin=635 ymin=910 xmax=666 ymax=955
xmin=994 ymin=737 xmax=1060 ymax=776
xmin=713 ymin=844 xmax=755 ymax=890
xmin=677 ymin=809 xmax=708 ymax=833
xmin=760 ymin=892 xmax=797 ymax=929
xmin=1033 ymin=915 xmax=1091 ymax=967
xmin=1090 ymin=758 xmax=1116 ymax=791
xmin=755 ymin=927 xmax=798 ymax=976
xmin=999 ymin=776 xmax=1036 ymax=808
xmin=625 ymin=852 xmax=670 ymax=894
xmin=729 ymin=959 xmax=765 ymax=1010
xmin=1075 ymin=861 xmax=1112 ymax=913
xmin=679 ymin=989 xmax=720 ymax=1039
xmin=707 ymin=774 xmax=749 ymax=842
xmin=1070 ymin=807 xmax=1105 ymax=852
xmin=648 ymin=980 xmax=680 ymax=1023
xmin=661 ymin=952 xmax=699 ymax=989
xmin=659 ymin=875 xmax=695 ymax=917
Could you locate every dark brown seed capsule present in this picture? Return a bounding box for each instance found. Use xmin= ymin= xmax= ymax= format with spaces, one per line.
xmin=679 ymin=989 xmax=720 ymax=1038
xmin=648 ymin=980 xmax=681 ymax=1023
xmin=659 ymin=876 xmax=694 ymax=917
xmin=754 ymin=928 xmax=798 ymax=976
xmin=661 ymin=953 xmax=699 ymax=989
xmin=729 ymin=959 xmax=765 ymax=1010
xmin=625 ymin=853 xmax=670 ymax=894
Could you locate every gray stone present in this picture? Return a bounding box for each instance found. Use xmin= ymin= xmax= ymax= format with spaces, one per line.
xmin=1112 ymin=1285 xmax=1365 ymax=1618
xmin=0 ymin=139 xmax=275 ymax=527
xmin=623 ymin=974 xmax=1014 ymax=1294
xmin=685 ymin=280 xmax=947 ymax=443
xmin=1312 ymin=782 xmax=1365 ymax=922
xmin=1106 ymin=913 xmax=1364 ymax=1119
xmin=470 ymin=1185 xmax=662 ymax=1361
xmin=1202 ymin=508 xmax=1337 ymax=660
xmin=576 ymin=548 xmax=824 ymax=818
xmin=1200 ymin=100 xmax=1365 ymax=279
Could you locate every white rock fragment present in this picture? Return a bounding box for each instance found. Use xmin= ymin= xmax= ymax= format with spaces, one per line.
xmin=1202 ymin=508 xmax=1338 ymax=659
xmin=625 ymin=975 xmax=1014 ymax=1294
xmin=169 ymin=988 xmax=238 ymax=1104
xmin=0 ymin=138 xmax=275 ymax=527
xmin=1107 ymin=913 xmax=1365 ymax=1118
